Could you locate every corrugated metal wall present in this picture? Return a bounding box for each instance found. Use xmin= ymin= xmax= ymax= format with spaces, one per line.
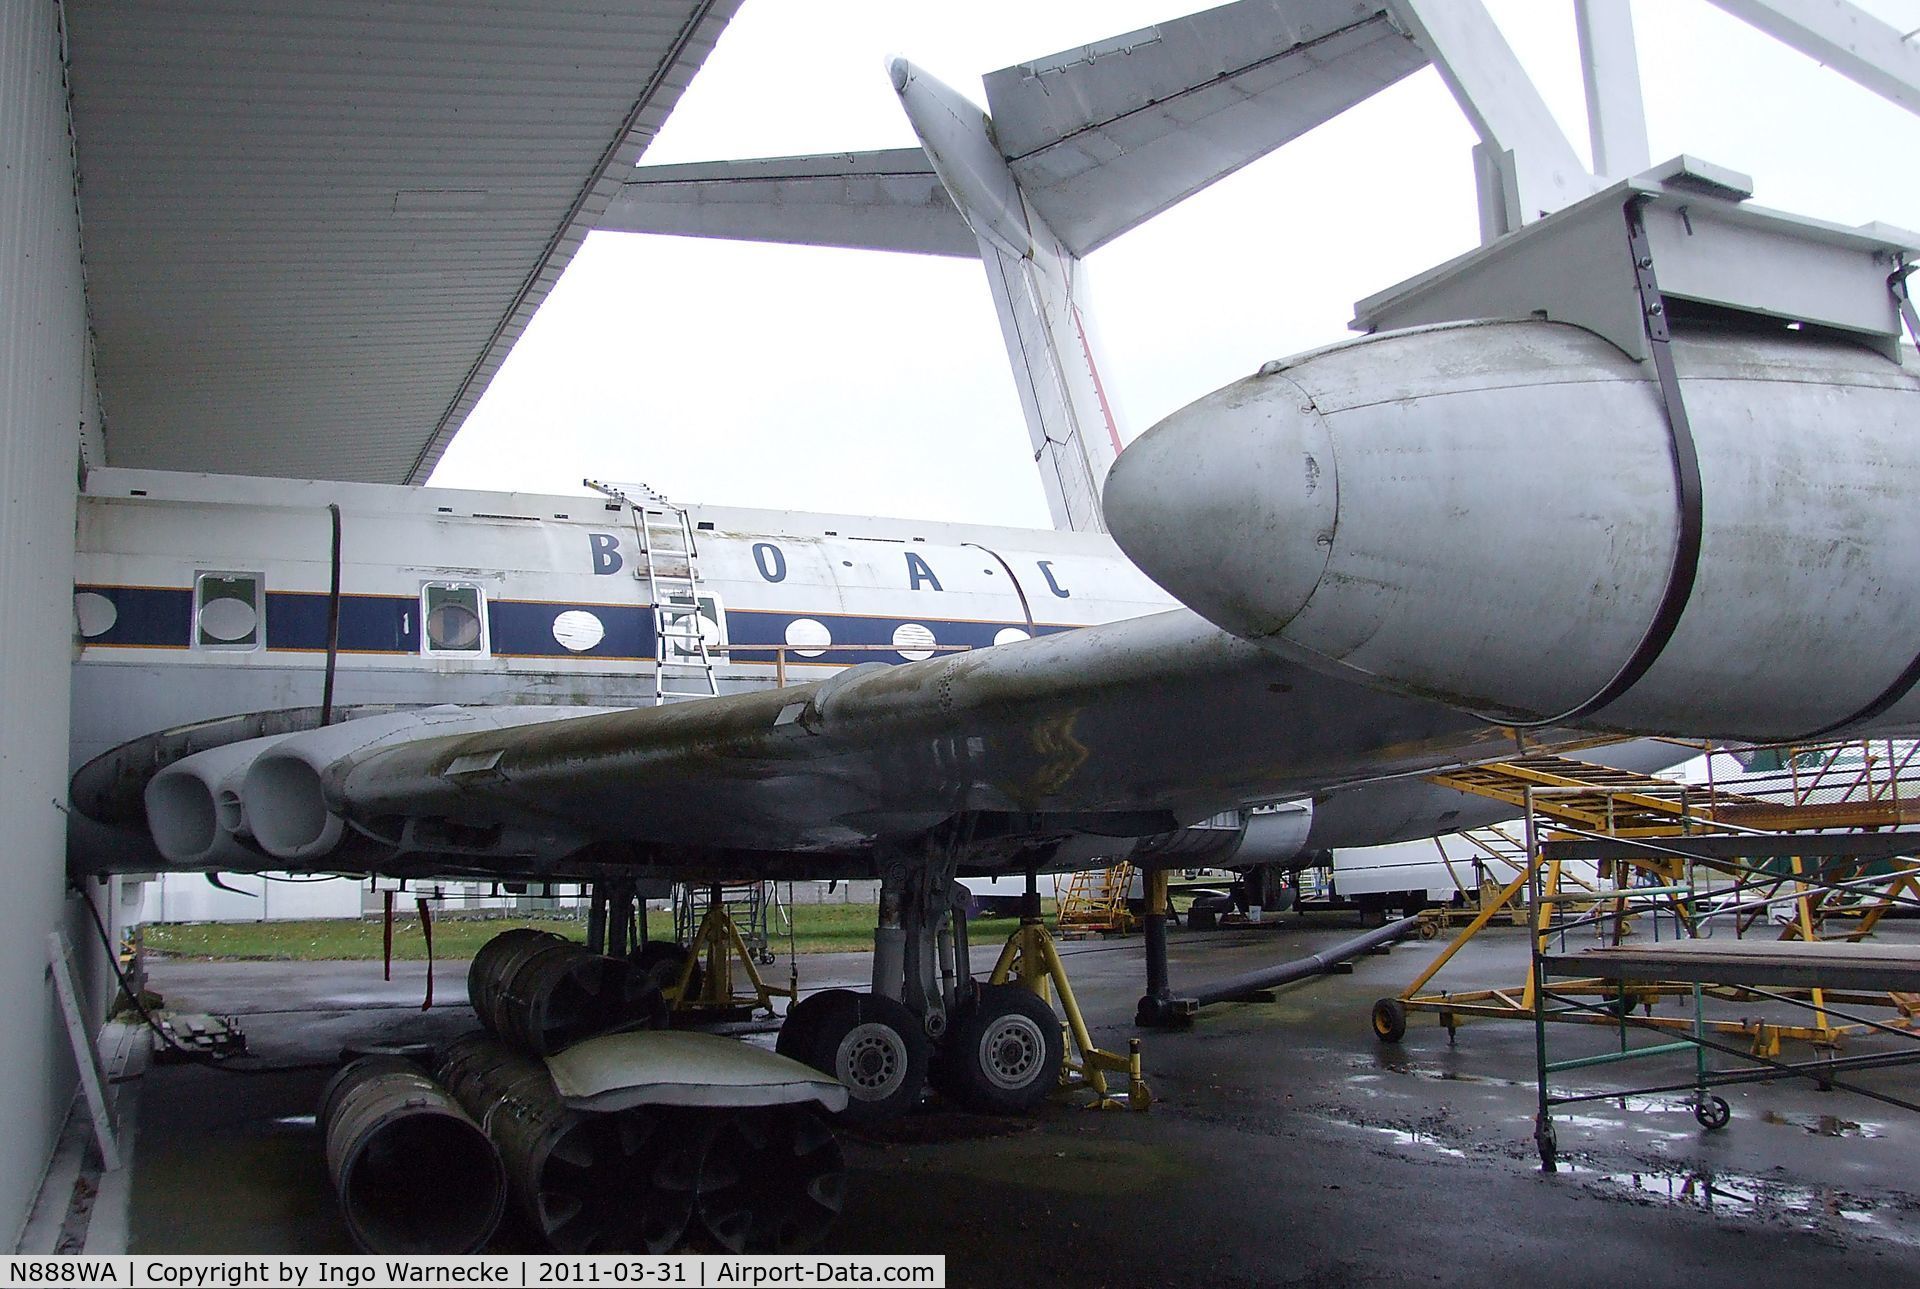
xmin=0 ymin=0 xmax=98 ymax=1245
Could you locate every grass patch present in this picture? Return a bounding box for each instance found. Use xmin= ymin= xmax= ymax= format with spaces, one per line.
xmin=141 ymin=902 xmax=1055 ymax=962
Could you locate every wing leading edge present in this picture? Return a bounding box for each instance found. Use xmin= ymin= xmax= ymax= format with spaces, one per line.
xmin=114 ymin=610 xmax=1566 ymax=879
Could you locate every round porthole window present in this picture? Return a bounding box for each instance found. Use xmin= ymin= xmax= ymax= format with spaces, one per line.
xmin=426 ymin=602 xmax=481 ymax=651
xmin=893 ymin=623 xmax=937 ymax=662
xmin=993 ymin=627 xmax=1031 ymax=647
xmin=552 ymin=609 xmax=606 ymax=652
xmin=785 ymin=617 xmax=831 ymax=658
xmin=73 ymin=591 xmax=117 ymax=639
xmin=198 ymin=596 xmax=259 ymax=643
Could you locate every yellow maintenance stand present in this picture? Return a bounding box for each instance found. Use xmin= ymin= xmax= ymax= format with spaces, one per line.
xmin=989 ymin=870 xmax=1150 ymax=1110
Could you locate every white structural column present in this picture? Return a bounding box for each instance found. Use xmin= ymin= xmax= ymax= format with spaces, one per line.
xmin=1387 ymin=0 xmax=1602 ymax=239
xmin=0 ymin=0 xmax=103 ymax=1244
xmin=1573 ymin=0 xmax=1652 ymax=178
xmin=1707 ymin=0 xmax=1920 ymax=116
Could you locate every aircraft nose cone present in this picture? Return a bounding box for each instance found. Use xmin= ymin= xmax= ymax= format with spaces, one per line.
xmin=1104 ymin=370 xmax=1337 ymax=639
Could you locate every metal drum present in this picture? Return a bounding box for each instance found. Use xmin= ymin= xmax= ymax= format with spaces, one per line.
xmin=468 ymin=929 xmax=664 ymax=1055
xmin=317 ymin=1055 xmax=506 ymax=1253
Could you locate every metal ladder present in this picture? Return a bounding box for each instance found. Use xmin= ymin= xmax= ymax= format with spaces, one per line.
xmin=585 ymin=479 xmax=720 ymax=705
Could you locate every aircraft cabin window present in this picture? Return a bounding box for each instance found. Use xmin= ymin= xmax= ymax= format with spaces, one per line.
xmin=194 ymin=572 xmax=263 ymax=649
xmin=422 ymin=583 xmax=487 ymax=654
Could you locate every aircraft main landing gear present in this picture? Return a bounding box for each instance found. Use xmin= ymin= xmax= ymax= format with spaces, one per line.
xmin=776 ymin=988 xmax=930 ymax=1126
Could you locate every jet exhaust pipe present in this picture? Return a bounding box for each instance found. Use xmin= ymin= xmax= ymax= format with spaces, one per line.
xmin=317 ymin=1056 xmax=506 ymax=1254
xmin=437 ymin=1034 xmax=697 ymax=1254
xmin=467 ymin=929 xmax=666 ymax=1056
xmin=143 ymin=735 xmax=288 ymax=868
xmin=238 ymin=705 xmax=612 ymax=864
xmin=1106 ymin=321 xmax=1920 ymax=742
xmin=689 ymin=1104 xmax=847 ymax=1255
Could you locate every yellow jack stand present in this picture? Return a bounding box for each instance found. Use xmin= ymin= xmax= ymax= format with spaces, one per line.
xmin=666 ymin=895 xmax=796 ymax=1019
xmin=990 ymin=916 xmax=1151 ymax=1111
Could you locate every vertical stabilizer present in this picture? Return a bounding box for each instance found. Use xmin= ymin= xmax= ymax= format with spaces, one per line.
xmin=891 ymin=59 xmax=1121 ymax=533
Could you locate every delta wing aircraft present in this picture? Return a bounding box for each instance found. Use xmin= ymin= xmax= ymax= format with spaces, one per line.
xmin=68 ymin=0 xmax=1920 ymax=1123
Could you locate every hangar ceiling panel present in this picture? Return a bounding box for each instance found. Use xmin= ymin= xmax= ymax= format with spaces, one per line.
xmin=63 ymin=0 xmax=739 ymax=484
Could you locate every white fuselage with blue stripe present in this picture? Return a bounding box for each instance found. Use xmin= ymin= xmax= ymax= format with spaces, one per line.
xmin=70 ymin=467 xmax=1177 ymax=774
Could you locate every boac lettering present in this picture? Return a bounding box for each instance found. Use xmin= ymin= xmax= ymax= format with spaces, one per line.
xmin=905 ymin=552 xmax=943 ymax=591
xmin=589 ymin=532 xmax=623 ymax=576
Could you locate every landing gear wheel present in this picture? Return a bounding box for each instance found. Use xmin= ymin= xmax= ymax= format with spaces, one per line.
xmin=1693 ymin=1094 xmax=1732 ymax=1130
xmin=633 ymin=940 xmax=702 ymax=1000
xmin=939 ymin=984 xmax=1065 ymax=1115
xmin=792 ymin=991 xmax=930 ymax=1127
xmin=775 ymin=988 xmax=848 ymax=1063
xmin=1371 ymin=997 xmax=1408 ymax=1043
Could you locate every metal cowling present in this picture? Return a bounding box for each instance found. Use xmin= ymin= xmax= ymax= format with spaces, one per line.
xmin=437 ymin=1033 xmax=696 ymax=1253
xmin=468 ymin=929 xmax=664 ymax=1056
xmin=317 ymin=1056 xmax=506 ymax=1253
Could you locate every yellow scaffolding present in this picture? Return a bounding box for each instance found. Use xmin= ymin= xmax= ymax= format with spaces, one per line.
xmin=1054 ymin=863 xmax=1136 ymax=936
xmin=1373 ymin=742 xmax=1920 ymax=1057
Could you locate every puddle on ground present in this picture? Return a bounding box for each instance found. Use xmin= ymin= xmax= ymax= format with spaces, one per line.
xmin=1566 ymin=1162 xmax=1919 ymax=1246
xmin=1761 ymin=1110 xmax=1882 ymax=1139
xmin=1318 ymin=1116 xmax=1467 ymax=1159
xmin=1344 ymin=1052 xmax=1505 ymax=1087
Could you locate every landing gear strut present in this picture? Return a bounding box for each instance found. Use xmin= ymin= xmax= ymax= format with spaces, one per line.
xmin=1136 ymin=867 xmax=1198 ymax=1029
xmin=777 ymin=850 xmax=1147 ymax=1122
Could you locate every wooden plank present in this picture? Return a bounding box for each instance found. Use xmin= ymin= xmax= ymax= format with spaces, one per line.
xmin=1544 ymin=939 xmax=1920 ymax=993
xmin=46 ymin=932 xmax=120 ymax=1171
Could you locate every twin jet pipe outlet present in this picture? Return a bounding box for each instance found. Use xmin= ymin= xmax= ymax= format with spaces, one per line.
xmin=1104 ymin=318 xmax=1920 ymax=745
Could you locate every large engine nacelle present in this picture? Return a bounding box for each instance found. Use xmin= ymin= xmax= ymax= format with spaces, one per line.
xmin=1107 ymin=320 xmax=1920 ymax=742
xmin=144 ymin=705 xmax=612 ymax=868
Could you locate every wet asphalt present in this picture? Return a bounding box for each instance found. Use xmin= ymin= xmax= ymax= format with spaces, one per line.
xmin=125 ymin=915 xmax=1920 ymax=1286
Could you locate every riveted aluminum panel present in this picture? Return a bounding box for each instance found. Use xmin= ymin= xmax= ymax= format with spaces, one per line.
xmin=62 ymin=0 xmax=739 ymax=483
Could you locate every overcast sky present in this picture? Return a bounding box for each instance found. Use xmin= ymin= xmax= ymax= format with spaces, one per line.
xmin=428 ymin=0 xmax=1920 ymax=529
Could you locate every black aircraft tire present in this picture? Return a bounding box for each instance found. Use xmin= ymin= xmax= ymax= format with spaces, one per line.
xmin=799 ymin=991 xmax=930 ymax=1127
xmin=926 ymin=982 xmax=983 ymax=1100
xmin=776 ymin=988 xmax=856 ymax=1063
xmin=633 ymin=940 xmax=702 ymax=1000
xmin=942 ymin=985 xmax=1064 ymax=1116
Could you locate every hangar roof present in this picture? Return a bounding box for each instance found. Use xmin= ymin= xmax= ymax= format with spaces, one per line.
xmin=63 ymin=0 xmax=740 ymax=484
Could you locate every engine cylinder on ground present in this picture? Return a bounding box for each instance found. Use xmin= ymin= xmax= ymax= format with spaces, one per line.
xmin=317 ymin=1055 xmax=505 ymax=1254
xmin=467 ymin=929 xmax=665 ymax=1056
xmin=689 ymin=1104 xmax=847 ymax=1255
xmin=437 ymin=1033 xmax=695 ymax=1253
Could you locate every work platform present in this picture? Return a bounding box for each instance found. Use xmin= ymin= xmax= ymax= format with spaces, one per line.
xmin=1544 ymin=940 xmax=1920 ymax=993
xmin=1374 ymin=739 xmax=1920 ymax=1168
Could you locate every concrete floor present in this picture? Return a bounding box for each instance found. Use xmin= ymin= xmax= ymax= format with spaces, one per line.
xmin=112 ymin=916 xmax=1920 ymax=1286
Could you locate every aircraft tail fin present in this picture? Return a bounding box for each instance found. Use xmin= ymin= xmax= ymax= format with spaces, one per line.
xmin=596 ymin=1 xmax=1430 ymax=530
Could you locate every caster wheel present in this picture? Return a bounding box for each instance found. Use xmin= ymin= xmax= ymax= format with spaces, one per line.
xmin=1371 ymin=997 xmax=1408 ymax=1043
xmin=1694 ymin=1095 xmax=1732 ymax=1130
xmin=1417 ymin=918 xmax=1439 ymax=941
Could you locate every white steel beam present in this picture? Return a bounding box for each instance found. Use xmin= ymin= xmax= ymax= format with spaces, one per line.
xmin=1386 ymin=0 xmax=1601 ymax=233
xmin=1706 ymin=0 xmax=1920 ymax=115
xmin=1573 ymin=0 xmax=1651 ymax=178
